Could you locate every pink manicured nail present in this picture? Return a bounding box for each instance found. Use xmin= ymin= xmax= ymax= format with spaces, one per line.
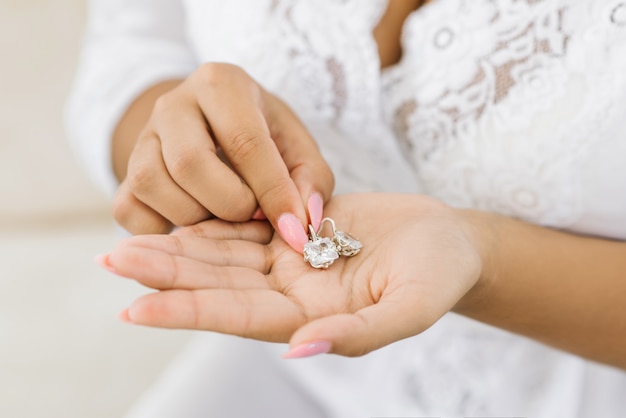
xmin=283 ymin=340 xmax=332 ymax=359
xmin=94 ymin=254 xmax=121 ymax=276
xmin=307 ymin=193 xmax=324 ymax=231
xmin=277 ymin=213 xmax=308 ymax=253
xmin=251 ymin=207 xmax=267 ymax=220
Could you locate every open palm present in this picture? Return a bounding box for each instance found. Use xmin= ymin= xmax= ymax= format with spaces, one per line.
xmin=106 ymin=193 xmax=483 ymax=357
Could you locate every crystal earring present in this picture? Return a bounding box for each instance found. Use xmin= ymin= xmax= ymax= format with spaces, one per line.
xmin=303 ymin=218 xmax=363 ymax=269
xmin=303 ymin=224 xmax=339 ymax=269
xmin=320 ymin=218 xmax=363 ymax=257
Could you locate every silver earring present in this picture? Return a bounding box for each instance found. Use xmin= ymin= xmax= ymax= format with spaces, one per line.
xmin=320 ymin=217 xmax=363 ymax=257
xmin=303 ymin=218 xmax=362 ymax=269
xmin=303 ymin=224 xmax=339 ymax=269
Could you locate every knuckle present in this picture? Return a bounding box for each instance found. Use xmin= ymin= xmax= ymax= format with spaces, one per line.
xmin=193 ymin=63 xmax=261 ymax=101
xmin=112 ymin=192 xmax=170 ymax=235
xmin=111 ymin=193 xmax=134 ymax=227
xmin=152 ymin=91 xmax=178 ymax=115
xmin=167 ymin=148 xmax=200 ymax=180
xmin=171 ymin=207 xmax=210 ymax=227
xmin=226 ymin=129 xmax=262 ymax=162
xmin=256 ymin=178 xmax=292 ymax=208
xmin=195 ymin=62 xmax=248 ymax=86
xmin=303 ymin=160 xmax=335 ymax=195
xmin=133 ymin=217 xmax=171 ymax=235
xmin=212 ymin=193 xmax=256 ymax=222
xmin=126 ymin=162 xmax=158 ymax=194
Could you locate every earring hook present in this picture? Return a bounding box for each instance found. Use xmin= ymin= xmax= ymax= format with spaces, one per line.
xmin=317 ymin=217 xmax=337 ymax=236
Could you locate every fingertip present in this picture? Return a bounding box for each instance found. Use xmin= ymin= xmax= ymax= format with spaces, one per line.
xmin=95 ymin=253 xmax=122 ymax=276
xmin=117 ymin=308 xmax=132 ymax=323
xmin=126 ymin=300 xmax=145 ymax=324
xmin=94 ymin=253 xmax=109 ymax=268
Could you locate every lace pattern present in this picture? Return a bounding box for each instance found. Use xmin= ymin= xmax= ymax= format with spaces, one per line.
xmin=383 ymin=0 xmax=626 ymax=228
xmin=185 ymin=0 xmax=626 ymax=230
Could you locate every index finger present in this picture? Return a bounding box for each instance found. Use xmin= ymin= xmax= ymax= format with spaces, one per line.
xmin=194 ymin=66 xmax=310 ymax=251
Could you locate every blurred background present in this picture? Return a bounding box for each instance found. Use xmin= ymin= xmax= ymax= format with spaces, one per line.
xmin=0 ymin=1 xmax=192 ymax=416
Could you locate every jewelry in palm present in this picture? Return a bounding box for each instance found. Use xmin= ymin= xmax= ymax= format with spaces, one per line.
xmin=303 ymin=218 xmax=362 ymax=269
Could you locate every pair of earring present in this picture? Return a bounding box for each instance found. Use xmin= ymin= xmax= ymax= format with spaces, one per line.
xmin=303 ymin=218 xmax=362 ymax=269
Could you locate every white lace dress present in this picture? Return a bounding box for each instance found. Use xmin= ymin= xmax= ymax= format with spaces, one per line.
xmin=67 ymin=0 xmax=626 ymax=416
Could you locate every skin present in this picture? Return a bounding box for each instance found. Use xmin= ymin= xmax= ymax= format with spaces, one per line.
xmin=102 ymin=0 xmax=626 ymax=368
xmin=107 ymin=194 xmax=483 ymax=356
xmin=104 ymin=193 xmax=626 ymax=369
xmin=111 ymin=65 xmax=334 ymax=250
xmin=109 ymin=0 xmax=424 ymax=243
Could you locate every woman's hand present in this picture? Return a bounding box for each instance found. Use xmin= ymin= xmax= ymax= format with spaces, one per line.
xmin=101 ymin=193 xmax=484 ymax=357
xmin=112 ymin=63 xmax=334 ymax=252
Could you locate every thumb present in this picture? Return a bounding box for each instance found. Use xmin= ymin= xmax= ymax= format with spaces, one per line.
xmin=283 ymin=293 xmax=436 ymax=358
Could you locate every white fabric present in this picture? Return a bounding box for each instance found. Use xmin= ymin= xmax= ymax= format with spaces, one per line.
xmin=66 ymin=0 xmax=626 ymax=417
xmin=65 ymin=0 xmax=198 ymax=195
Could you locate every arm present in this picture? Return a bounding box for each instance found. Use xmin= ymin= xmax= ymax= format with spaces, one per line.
xmin=109 ymin=63 xmax=334 ymax=245
xmin=100 ymin=192 xmax=626 ymax=368
xmin=67 ymin=1 xmax=334 ymax=248
xmin=111 ymin=80 xmax=181 ymax=182
xmin=456 ymin=210 xmax=626 ymax=368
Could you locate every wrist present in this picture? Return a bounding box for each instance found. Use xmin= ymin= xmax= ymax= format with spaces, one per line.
xmin=452 ymin=208 xmax=501 ymax=316
xmin=112 ymin=79 xmax=183 ymax=181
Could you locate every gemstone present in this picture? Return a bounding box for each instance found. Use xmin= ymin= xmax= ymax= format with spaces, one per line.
xmin=333 ymin=230 xmax=363 ymax=257
xmin=303 ymin=237 xmax=340 ymax=269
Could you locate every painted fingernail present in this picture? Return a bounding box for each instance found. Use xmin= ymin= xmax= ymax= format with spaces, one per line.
xmin=277 ymin=213 xmax=308 ymax=253
xmin=282 ymin=340 xmax=332 ymax=359
xmin=252 ymin=207 xmax=267 ymax=220
xmin=95 ymin=254 xmax=121 ymax=276
xmin=307 ymin=193 xmax=324 ymax=231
